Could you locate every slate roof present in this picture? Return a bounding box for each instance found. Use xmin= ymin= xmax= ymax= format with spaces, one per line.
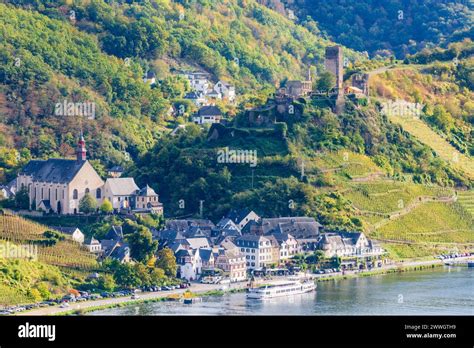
xmin=108 ymin=166 xmax=124 ymax=172
xmin=198 ymin=105 xmax=222 ymax=117
xmin=38 ymin=200 xmax=51 ymax=210
xmin=216 ymin=218 xmax=240 ymax=232
xmin=50 ymin=226 xmax=82 ymax=236
xmin=226 ymin=209 xmax=256 ymax=225
xmin=271 ymin=232 xmax=295 ymax=244
xmin=138 ymin=185 xmax=157 ymax=197
xmin=199 ymin=248 xmax=213 ymax=263
xmin=105 ymin=225 xmax=124 ymax=241
xmin=105 ymin=178 xmax=139 ymax=196
xmin=84 ymin=236 xmax=100 ymax=245
xmin=110 ymin=243 xmax=130 ymax=261
xmin=262 ymin=217 xmax=322 ymax=239
xmin=165 ymin=219 xmax=215 ymax=233
xmin=20 ymin=159 xmax=87 ymax=184
xmin=186 ymin=237 xmax=210 ymax=250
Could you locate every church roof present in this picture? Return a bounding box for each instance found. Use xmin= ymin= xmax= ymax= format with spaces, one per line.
xmin=20 ymin=159 xmax=87 ymax=184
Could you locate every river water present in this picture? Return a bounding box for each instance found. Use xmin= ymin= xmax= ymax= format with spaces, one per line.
xmin=89 ymin=266 xmax=473 ymax=315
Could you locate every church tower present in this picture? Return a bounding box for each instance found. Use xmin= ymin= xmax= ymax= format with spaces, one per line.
xmin=76 ymin=132 xmax=87 ymax=161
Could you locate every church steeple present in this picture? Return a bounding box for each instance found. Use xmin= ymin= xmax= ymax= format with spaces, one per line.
xmin=76 ymin=132 xmax=87 ymax=161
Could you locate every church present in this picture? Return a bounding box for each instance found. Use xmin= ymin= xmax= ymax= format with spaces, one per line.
xmin=16 ymin=134 xmax=162 ymax=215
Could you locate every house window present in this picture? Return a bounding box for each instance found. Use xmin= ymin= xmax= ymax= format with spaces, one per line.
xmin=73 ymin=189 xmax=78 ymax=199
xmin=96 ymin=188 xmax=101 ymax=199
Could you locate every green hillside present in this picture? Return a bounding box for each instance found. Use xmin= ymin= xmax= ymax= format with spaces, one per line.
xmin=287 ymin=0 xmax=473 ymax=58
xmin=0 ymin=0 xmax=366 ymax=184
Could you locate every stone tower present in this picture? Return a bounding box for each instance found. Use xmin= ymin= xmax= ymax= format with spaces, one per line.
xmin=324 ymin=46 xmax=343 ymax=91
xmin=325 ymin=46 xmax=345 ymax=114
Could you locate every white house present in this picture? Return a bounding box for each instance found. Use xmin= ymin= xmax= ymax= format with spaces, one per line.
xmin=184 ymin=91 xmax=207 ymax=106
xmin=317 ymin=232 xmax=384 ymax=258
xmin=50 ymin=226 xmax=85 ymax=244
xmin=103 ymin=178 xmax=139 ymax=211
xmin=271 ymin=233 xmax=299 ymax=260
xmin=181 ymin=72 xmax=211 ymax=94
xmin=234 ymin=235 xmax=273 ymax=269
xmin=192 ymin=106 xmax=223 ymax=125
xmin=227 ymin=209 xmax=260 ymax=230
xmin=176 ymin=249 xmax=202 ymax=281
xmin=84 ymin=236 xmax=102 ymax=253
xmin=214 ymin=81 xmax=236 ymax=102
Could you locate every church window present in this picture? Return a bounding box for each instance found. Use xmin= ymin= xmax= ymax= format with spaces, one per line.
xmin=73 ymin=189 xmax=78 ymax=199
xmin=55 ymin=189 xmax=58 ymax=200
xmin=96 ymin=188 xmax=101 ymax=199
xmin=41 ymin=188 xmax=43 ymax=199
xmin=85 ymin=188 xmax=90 ymax=194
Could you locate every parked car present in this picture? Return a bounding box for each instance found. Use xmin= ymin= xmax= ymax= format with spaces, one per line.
xmin=59 ymin=303 xmax=70 ymax=308
xmin=131 ymin=294 xmax=140 ymax=300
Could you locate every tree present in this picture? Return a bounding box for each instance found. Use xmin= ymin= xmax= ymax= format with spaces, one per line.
xmin=96 ymin=274 xmax=116 ymax=291
xmin=79 ymin=193 xmax=97 ymax=214
xmin=316 ymin=71 xmax=336 ymax=92
xmin=14 ymin=186 xmax=29 ymax=209
xmin=126 ymin=226 xmax=158 ymax=263
xmin=100 ymin=198 xmax=113 ymax=214
xmin=155 ymin=247 xmax=178 ymax=277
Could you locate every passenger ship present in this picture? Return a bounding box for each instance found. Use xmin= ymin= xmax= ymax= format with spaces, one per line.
xmin=247 ymin=279 xmax=316 ymax=300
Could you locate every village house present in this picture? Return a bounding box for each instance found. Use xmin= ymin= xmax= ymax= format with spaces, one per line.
xmin=261 ymin=217 xmax=322 ymax=251
xmin=199 ymin=248 xmax=215 ymax=270
xmin=103 ymin=178 xmax=139 ymax=212
xmin=0 ymin=180 xmax=16 ymax=200
xmin=193 ymin=105 xmax=223 ymax=125
xmin=107 ymin=166 xmax=124 ymax=178
xmin=226 ymin=209 xmax=260 ymax=230
xmin=83 ymin=236 xmax=102 ymax=253
xmin=176 ymin=249 xmax=202 ymax=281
xmin=184 ymin=91 xmax=207 ymax=106
xmin=143 ymin=71 xmax=156 ymax=85
xmin=181 ymin=71 xmax=211 ymax=94
xmin=317 ymin=232 xmax=383 ymax=258
xmin=215 ymin=248 xmax=247 ymax=282
xmin=50 ymin=226 xmax=85 ymax=244
xmin=214 ymin=81 xmax=236 ymax=102
xmin=234 ymin=235 xmax=273 ymax=269
xmin=271 ymin=233 xmax=299 ymax=260
xmin=134 ymin=185 xmax=163 ymax=215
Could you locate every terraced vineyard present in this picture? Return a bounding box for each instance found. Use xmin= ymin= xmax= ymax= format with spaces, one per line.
xmin=0 ymin=213 xmax=98 ymax=270
xmin=308 ymin=150 xmax=385 ymax=180
xmin=457 ymin=191 xmax=474 ymax=219
xmin=346 ymin=182 xmax=454 ymax=215
xmin=373 ymin=202 xmax=473 ymax=243
xmin=386 ymin=113 xmax=474 ymax=180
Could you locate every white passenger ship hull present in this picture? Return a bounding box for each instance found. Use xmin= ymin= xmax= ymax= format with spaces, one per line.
xmin=247 ymin=280 xmax=316 ymax=300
